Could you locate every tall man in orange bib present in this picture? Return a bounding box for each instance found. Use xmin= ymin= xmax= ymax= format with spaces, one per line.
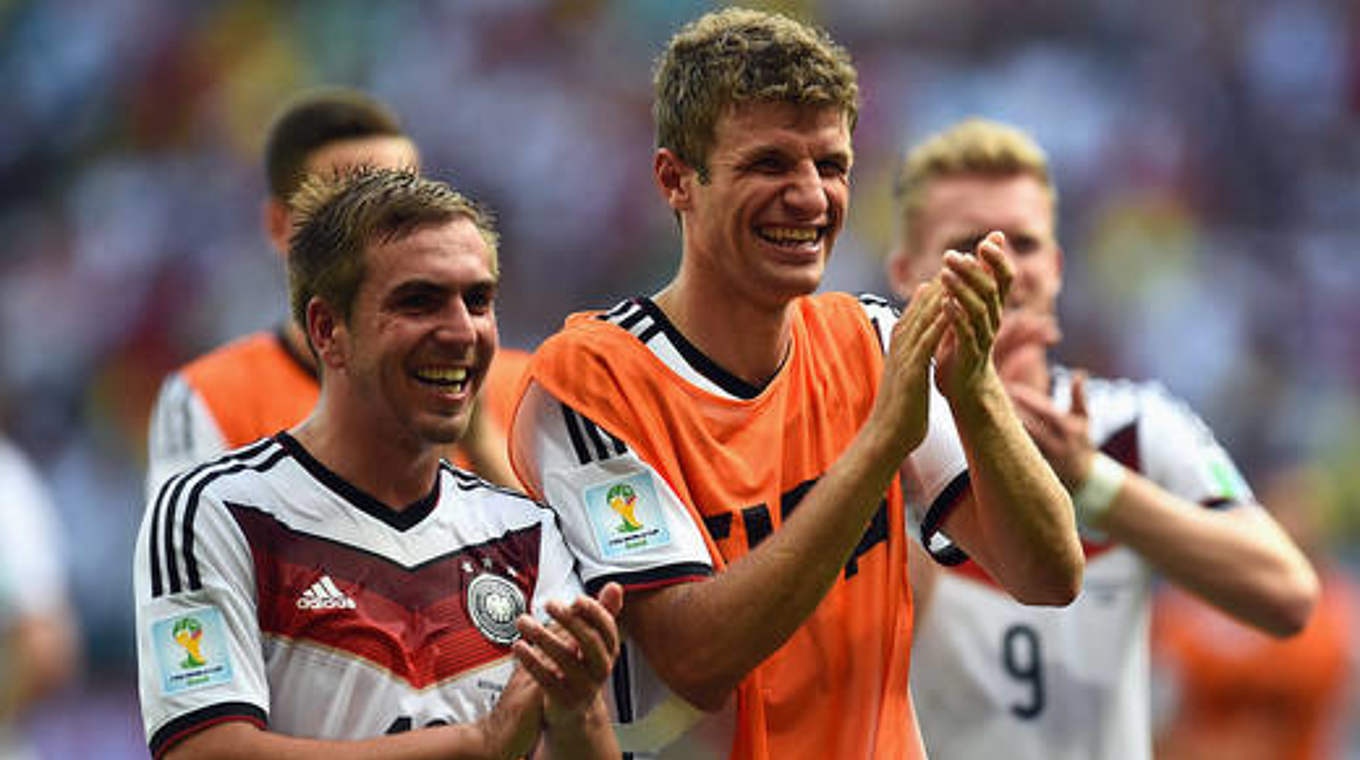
xmin=145 ymin=88 xmax=526 ymax=497
xmin=509 ymin=9 xmax=1084 ymax=759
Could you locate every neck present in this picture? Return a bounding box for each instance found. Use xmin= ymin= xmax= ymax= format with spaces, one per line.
xmin=290 ymin=400 xmax=441 ymax=509
xmin=654 ymin=273 xmax=793 ymax=388
xmin=282 ymin=321 xmax=318 ymax=373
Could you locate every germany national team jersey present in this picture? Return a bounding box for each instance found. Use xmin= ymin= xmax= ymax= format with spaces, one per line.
xmin=909 ymin=366 xmax=1257 ymax=760
xmin=133 ymin=433 xmax=580 ymax=758
xmin=510 ymin=293 xmax=970 ymax=760
xmin=145 ymin=328 xmax=532 ymax=499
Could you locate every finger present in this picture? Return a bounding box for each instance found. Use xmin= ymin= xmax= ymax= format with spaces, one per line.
xmin=942 ymin=293 xmax=984 ymax=359
xmin=556 ymin=598 xmax=618 ymax=676
xmin=512 ymin=638 xmax=563 ymax=686
xmin=516 ymin=615 xmax=599 ymax=704
xmin=1070 ymin=370 xmax=1089 ymax=420
xmin=942 ymin=253 xmax=1000 ymax=337
xmin=976 ymin=230 xmax=1014 ymax=304
xmin=596 ymin=581 xmax=624 ymax=618
xmin=1007 ymin=385 xmax=1066 ymax=436
xmin=894 ymin=280 xmax=947 ymax=360
xmin=946 ymin=241 xmax=1003 ymax=324
xmin=517 ymin=613 xmax=586 ymax=674
xmin=511 ymin=642 xmax=581 ymax=707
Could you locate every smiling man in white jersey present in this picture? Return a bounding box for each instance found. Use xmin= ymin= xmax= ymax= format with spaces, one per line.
xmin=888 ymin=117 xmax=1319 ymax=760
xmin=135 ymin=168 xmax=622 ymax=759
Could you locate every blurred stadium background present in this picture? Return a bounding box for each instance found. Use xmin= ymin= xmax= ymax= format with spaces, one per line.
xmin=1 ymin=0 xmax=1356 ymax=755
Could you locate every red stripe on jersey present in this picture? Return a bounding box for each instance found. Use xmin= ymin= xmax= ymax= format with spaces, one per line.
xmin=226 ymin=502 xmax=541 ymax=688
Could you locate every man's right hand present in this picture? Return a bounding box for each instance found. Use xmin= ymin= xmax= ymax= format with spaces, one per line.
xmin=874 ymin=278 xmax=949 ymax=452
xmin=512 ymin=583 xmax=623 ymax=722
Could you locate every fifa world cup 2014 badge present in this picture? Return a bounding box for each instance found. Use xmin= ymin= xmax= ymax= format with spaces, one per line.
xmin=153 ymin=606 xmax=234 ymax=694
xmin=583 ymin=471 xmax=671 ymax=558
xmin=467 ymin=573 xmax=527 ymax=645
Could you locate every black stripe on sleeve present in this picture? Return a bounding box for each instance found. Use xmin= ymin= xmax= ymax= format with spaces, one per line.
xmin=581 ymin=418 xmax=612 ymax=461
xmin=561 ymin=405 xmax=593 ymax=465
xmin=612 ymin=643 xmax=635 ymax=760
xmin=181 ymin=447 xmax=289 ymax=591
xmin=920 ymin=471 xmax=971 ymax=566
xmin=583 ymin=563 xmax=713 ymax=596
xmin=150 ymin=702 xmax=267 ymax=759
xmin=153 ymin=439 xmax=280 ymax=597
xmin=618 ymin=307 xmax=648 ymax=331
xmin=148 ymin=470 xmax=188 ymax=598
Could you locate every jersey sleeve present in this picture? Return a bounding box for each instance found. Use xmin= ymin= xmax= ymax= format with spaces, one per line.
xmin=858 ymin=294 xmax=971 ymax=562
xmin=527 ymin=506 xmax=587 ymax=620
xmin=146 ymin=373 xmax=230 ymax=503
xmin=134 ymin=467 xmax=270 ymax=758
xmin=512 ymin=381 xmax=714 ymax=595
xmin=0 ymin=439 xmax=68 ymax=621
xmin=1136 ymin=383 xmax=1255 ymax=509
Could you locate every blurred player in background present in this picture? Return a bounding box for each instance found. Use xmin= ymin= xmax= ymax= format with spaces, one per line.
xmin=888 ymin=118 xmax=1319 ymax=760
xmin=1152 ymin=462 xmax=1359 ymax=760
xmin=0 ymin=433 xmax=77 ymax=760
xmin=135 ymin=168 xmax=621 ymax=759
xmin=511 ymin=10 xmax=1082 ymax=759
xmin=145 ymin=87 xmax=526 ymax=497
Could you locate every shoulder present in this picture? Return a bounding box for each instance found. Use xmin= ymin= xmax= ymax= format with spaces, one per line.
xmin=178 ymin=331 xmax=310 ymax=398
xmin=437 ymin=462 xmax=562 ymax=539
xmin=152 ymin=437 xmax=294 ymax=513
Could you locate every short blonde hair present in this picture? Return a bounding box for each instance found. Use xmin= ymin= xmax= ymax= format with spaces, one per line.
xmin=894 ymin=118 xmax=1056 ymax=250
xmin=654 ymin=7 xmax=859 ymax=181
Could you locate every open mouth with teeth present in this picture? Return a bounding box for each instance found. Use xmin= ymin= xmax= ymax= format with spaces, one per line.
xmin=758 ymin=225 xmax=825 ymax=247
xmin=413 ymin=366 xmax=470 ymax=394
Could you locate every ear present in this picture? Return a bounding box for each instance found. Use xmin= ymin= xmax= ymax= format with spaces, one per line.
xmin=305 ymin=297 xmax=347 ymax=371
xmin=264 ymin=198 xmax=292 ymax=258
xmin=1054 ymin=244 xmax=1065 ymax=294
xmin=885 ymin=246 xmax=918 ymax=302
xmin=654 ymin=148 xmax=695 ymax=212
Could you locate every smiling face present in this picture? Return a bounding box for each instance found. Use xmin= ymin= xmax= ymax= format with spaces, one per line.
xmin=320 ymin=217 xmax=498 ymax=450
xmin=668 ymin=102 xmax=851 ymax=309
xmin=898 ymin=172 xmax=1061 ymax=318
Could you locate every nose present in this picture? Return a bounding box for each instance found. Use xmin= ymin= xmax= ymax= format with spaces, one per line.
xmin=782 ymin=161 xmax=829 ymax=219
xmin=433 ymin=297 xmax=477 ymax=347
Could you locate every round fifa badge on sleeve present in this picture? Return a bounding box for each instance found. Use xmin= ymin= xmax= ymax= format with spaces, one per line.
xmin=467 ymin=573 xmax=527 ymax=645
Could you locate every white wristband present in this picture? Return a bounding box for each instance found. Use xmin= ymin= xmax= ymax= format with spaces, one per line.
xmin=1071 ymin=453 xmax=1127 ymax=528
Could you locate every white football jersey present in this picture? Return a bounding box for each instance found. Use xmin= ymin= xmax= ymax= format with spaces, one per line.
xmin=134 ymin=433 xmax=581 ymax=758
xmin=910 ymin=367 xmax=1256 ymax=760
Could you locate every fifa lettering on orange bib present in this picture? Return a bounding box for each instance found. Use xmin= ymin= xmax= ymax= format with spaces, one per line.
xmin=583 ymin=472 xmax=672 ymax=558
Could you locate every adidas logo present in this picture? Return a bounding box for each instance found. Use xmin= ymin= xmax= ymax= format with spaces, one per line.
xmin=296 ymin=575 xmax=357 ymax=610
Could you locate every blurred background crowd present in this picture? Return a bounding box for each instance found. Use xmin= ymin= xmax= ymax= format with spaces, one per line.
xmin=0 ymin=0 xmax=1356 ymax=755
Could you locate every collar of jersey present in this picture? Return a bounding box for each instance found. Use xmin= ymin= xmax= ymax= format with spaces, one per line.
xmin=275 ymin=432 xmax=441 ymax=531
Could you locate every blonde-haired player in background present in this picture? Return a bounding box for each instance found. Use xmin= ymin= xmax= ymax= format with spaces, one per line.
xmin=889 ymin=117 xmax=1318 ymax=760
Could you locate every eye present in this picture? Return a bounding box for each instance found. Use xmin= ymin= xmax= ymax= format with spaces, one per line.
xmin=817 ymin=159 xmax=848 ymax=178
xmin=396 ymin=292 xmax=440 ymax=313
xmin=949 ymin=234 xmax=986 ymax=255
xmin=464 ymin=285 xmax=496 ymax=314
xmin=1010 ymin=235 xmax=1040 ymax=255
xmin=749 ymin=156 xmax=786 ymax=174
